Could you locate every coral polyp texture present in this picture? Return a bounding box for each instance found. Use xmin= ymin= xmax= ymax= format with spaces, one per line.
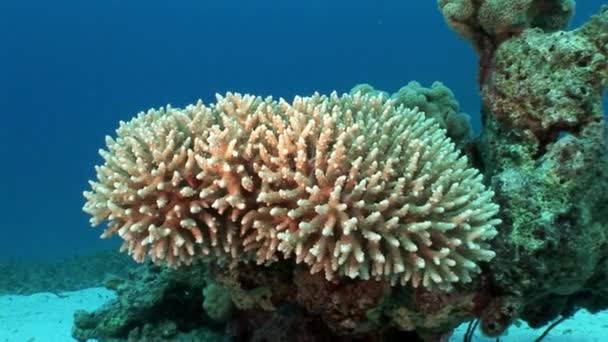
xmin=83 ymin=91 xmax=501 ymax=289
xmin=350 ymin=82 xmax=473 ymax=149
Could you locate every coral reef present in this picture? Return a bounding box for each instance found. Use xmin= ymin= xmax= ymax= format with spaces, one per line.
xmin=84 ymin=91 xmax=500 ymax=289
xmin=74 ymin=3 xmax=608 ymax=341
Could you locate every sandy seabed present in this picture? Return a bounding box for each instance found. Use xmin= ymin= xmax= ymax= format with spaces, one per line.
xmin=0 ymin=288 xmax=606 ymax=341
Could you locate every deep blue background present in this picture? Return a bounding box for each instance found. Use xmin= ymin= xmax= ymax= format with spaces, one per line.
xmin=0 ymin=1 xmax=606 ymax=257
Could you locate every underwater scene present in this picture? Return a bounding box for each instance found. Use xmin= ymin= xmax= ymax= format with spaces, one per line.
xmin=1 ymin=0 xmax=608 ymax=341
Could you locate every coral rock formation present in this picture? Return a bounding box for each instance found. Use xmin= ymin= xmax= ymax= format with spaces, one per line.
xmin=438 ymin=2 xmax=608 ymax=338
xmin=477 ymin=7 xmax=608 ymax=332
xmin=438 ymin=0 xmax=575 ymax=51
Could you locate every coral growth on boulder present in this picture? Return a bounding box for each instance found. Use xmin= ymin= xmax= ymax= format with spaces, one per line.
xmin=84 ymin=91 xmax=501 ymax=289
xmin=483 ymin=13 xmax=608 ymax=147
xmin=476 ymin=7 xmax=608 ymax=331
xmin=438 ymin=0 xmax=575 ymax=51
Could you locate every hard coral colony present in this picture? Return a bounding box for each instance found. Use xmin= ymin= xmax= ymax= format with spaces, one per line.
xmin=83 ymin=92 xmax=500 ymax=290
xmin=78 ymin=1 xmax=608 ymax=341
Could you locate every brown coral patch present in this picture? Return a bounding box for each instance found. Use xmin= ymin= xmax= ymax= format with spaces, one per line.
xmin=293 ymin=269 xmax=390 ymax=336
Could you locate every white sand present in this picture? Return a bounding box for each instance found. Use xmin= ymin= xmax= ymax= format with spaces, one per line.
xmin=0 ymin=288 xmax=115 ymax=342
xmin=0 ymin=287 xmax=606 ymax=341
xmin=451 ymin=309 xmax=608 ymax=341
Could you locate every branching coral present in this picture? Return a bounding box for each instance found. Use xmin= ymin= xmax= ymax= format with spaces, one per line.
xmin=84 ymin=101 xmax=251 ymax=266
xmin=84 ymin=91 xmax=501 ymax=289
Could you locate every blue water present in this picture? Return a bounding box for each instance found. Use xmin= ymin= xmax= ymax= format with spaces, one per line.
xmin=0 ymin=0 xmax=606 ymax=258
